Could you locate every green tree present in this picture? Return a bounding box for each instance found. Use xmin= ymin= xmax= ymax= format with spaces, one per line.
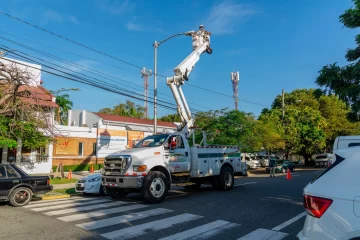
xmin=315 ymin=0 xmax=360 ymax=119
xmin=99 ymin=100 xmax=145 ymax=118
xmin=55 ymin=94 xmax=73 ymax=125
xmin=159 ymin=113 xmax=182 ymax=122
xmin=50 ymin=88 xmax=78 ymax=125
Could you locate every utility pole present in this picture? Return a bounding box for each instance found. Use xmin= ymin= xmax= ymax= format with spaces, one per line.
xmin=153 ymin=41 xmax=158 ymax=134
xmin=282 ymin=89 xmax=285 ymax=122
xmin=230 ymin=71 xmax=240 ymax=110
xmin=141 ymin=67 xmax=152 ymax=119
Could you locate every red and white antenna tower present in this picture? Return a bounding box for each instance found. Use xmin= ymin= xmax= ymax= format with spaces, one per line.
xmin=230 ymin=71 xmax=240 ymax=110
xmin=141 ymin=67 xmax=152 ymax=118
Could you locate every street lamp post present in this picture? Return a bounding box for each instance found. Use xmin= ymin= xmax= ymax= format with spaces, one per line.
xmin=152 ymin=32 xmax=193 ymax=134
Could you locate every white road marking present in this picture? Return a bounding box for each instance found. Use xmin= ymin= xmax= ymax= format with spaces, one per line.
xmin=76 ymin=208 xmax=173 ymax=230
xmin=234 ymin=182 xmax=257 ymax=186
xmin=30 ymin=199 xmax=111 ymax=212
xmin=44 ymin=201 xmax=128 ymax=216
xmin=272 ymin=212 xmax=306 ymax=231
xmin=58 ymin=204 xmax=148 ymax=222
xmin=100 ymin=213 xmax=202 ymax=240
xmin=25 ymin=197 xmax=95 ymax=208
xmin=158 ymin=220 xmax=239 ymax=240
xmin=237 ymin=228 xmax=288 ymax=240
xmin=29 ymin=196 xmax=83 ymax=204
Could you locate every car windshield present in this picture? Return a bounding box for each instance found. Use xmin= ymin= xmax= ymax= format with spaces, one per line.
xmin=133 ymin=134 xmax=169 ymax=148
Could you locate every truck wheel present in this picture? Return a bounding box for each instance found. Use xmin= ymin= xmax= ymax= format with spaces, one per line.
xmin=9 ymin=187 xmax=33 ymax=207
xmin=142 ymin=171 xmax=169 ymax=204
xmin=218 ymin=167 xmax=234 ymax=191
xmin=107 ymin=188 xmax=127 ymax=199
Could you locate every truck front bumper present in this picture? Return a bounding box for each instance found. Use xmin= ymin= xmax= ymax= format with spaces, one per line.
xmin=102 ymin=176 xmax=144 ymax=189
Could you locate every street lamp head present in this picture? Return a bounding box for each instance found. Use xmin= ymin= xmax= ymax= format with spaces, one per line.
xmin=199 ymin=24 xmax=204 ymax=29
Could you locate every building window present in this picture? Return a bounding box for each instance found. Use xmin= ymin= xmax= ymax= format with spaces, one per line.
xmin=78 ymin=142 xmax=84 ymax=156
xmin=92 ymin=143 xmax=96 ymax=156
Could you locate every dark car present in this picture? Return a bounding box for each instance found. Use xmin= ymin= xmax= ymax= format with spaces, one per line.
xmin=266 ymin=159 xmax=296 ymax=173
xmin=0 ymin=163 xmax=53 ymax=207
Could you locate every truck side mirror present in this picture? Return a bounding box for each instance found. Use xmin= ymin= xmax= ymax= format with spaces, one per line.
xmin=164 ymin=142 xmax=169 ymax=149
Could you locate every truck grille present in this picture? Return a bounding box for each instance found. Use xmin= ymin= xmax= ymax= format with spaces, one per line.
xmin=104 ymin=155 xmax=132 ymax=176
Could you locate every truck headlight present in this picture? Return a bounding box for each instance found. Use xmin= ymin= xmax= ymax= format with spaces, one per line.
xmin=88 ymin=177 xmax=101 ymax=182
xmin=133 ymin=165 xmax=147 ymax=172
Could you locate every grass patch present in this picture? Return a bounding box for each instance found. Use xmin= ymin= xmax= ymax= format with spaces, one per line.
xmin=50 ymin=178 xmax=78 ymax=185
xmin=50 ymin=188 xmax=77 ymax=195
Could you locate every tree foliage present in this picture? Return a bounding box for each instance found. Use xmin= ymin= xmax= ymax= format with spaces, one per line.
xmin=50 ymin=88 xmax=78 ymax=125
xmin=0 ymin=61 xmax=54 ymax=149
xmin=316 ymin=0 xmax=360 ymax=119
xmin=159 ymin=113 xmax=182 ymax=122
xmin=99 ymin=100 xmax=145 ymax=118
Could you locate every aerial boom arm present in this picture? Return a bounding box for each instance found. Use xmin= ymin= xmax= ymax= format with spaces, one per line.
xmin=166 ymin=25 xmax=212 ymax=136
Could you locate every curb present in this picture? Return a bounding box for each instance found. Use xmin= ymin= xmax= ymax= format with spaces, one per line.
xmin=41 ymin=194 xmax=71 ymax=200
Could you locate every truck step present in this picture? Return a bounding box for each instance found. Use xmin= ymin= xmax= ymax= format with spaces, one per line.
xmin=172 ymin=173 xmax=190 ymax=177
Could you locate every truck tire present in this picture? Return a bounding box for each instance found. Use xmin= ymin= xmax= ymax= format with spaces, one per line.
xmin=9 ymin=187 xmax=33 ymax=207
xmin=142 ymin=171 xmax=169 ymax=204
xmin=218 ymin=166 xmax=234 ymax=191
xmin=107 ymin=188 xmax=128 ymax=200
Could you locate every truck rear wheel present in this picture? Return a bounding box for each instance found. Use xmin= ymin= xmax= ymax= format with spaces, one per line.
xmin=218 ymin=166 xmax=234 ymax=191
xmin=142 ymin=171 xmax=169 ymax=204
xmin=107 ymin=188 xmax=128 ymax=199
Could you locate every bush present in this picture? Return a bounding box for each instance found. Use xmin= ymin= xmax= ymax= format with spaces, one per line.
xmin=52 ymin=163 xmax=104 ymax=173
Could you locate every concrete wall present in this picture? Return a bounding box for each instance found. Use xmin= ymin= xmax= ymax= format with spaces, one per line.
xmin=68 ymin=110 xmax=100 ymax=127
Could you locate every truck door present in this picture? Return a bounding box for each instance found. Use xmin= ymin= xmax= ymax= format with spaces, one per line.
xmin=168 ymin=135 xmax=191 ymax=173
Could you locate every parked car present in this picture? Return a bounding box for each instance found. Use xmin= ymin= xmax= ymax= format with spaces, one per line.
xmin=0 ymin=163 xmax=53 ymax=207
xmin=313 ymin=153 xmax=332 ymax=167
xmin=296 ymin=146 xmax=360 ymax=240
xmin=241 ymin=153 xmax=261 ymax=169
xmin=75 ymin=172 xmax=107 ymax=196
xmin=266 ymin=159 xmax=295 ymax=173
xmin=255 ymin=155 xmax=269 ymax=167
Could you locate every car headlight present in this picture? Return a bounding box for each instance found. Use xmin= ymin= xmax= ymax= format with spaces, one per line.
xmin=88 ymin=177 xmax=101 ymax=182
xmin=133 ymin=165 xmax=147 ymax=172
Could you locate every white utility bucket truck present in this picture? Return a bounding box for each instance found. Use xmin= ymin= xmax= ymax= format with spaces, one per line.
xmin=101 ymin=25 xmax=247 ymax=203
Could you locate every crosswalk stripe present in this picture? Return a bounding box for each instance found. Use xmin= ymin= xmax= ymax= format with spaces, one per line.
xmin=158 ymin=220 xmax=240 ymax=240
xmin=30 ymin=199 xmax=111 ymax=212
xmin=76 ymin=208 xmax=173 ymax=230
xmin=100 ymin=213 xmax=202 ymax=240
xmin=237 ymin=228 xmax=288 ymax=240
xmin=29 ymin=197 xmax=83 ymax=204
xmin=44 ymin=201 xmax=128 ymax=216
xmin=58 ymin=204 xmax=148 ymax=222
xmin=25 ymin=197 xmax=97 ymax=208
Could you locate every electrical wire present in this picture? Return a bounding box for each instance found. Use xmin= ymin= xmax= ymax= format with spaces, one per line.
xmin=0 ymin=12 xmax=269 ymax=108
xmin=0 ymin=32 xmax=212 ymax=111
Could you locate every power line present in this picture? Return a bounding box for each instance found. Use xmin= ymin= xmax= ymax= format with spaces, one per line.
xmin=0 ymin=49 xmax=181 ymax=112
xmin=0 ymin=32 xmax=212 ymax=111
xmin=0 ymin=12 xmax=269 ymax=108
xmin=0 ymin=11 xmax=143 ymax=70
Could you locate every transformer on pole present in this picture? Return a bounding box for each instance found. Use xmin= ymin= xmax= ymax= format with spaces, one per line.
xmin=230 ymin=71 xmax=240 ymax=110
xmin=141 ymin=67 xmax=152 ymax=119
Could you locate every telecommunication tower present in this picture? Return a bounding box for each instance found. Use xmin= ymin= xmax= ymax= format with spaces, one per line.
xmin=230 ymin=71 xmax=240 ymax=110
xmin=141 ymin=67 xmax=152 ymax=118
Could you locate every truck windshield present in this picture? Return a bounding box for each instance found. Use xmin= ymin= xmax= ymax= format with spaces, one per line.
xmin=133 ymin=134 xmax=169 ymax=148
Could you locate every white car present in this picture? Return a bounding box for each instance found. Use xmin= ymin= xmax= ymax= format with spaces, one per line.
xmin=75 ymin=173 xmax=107 ymax=196
xmin=297 ymin=147 xmax=360 ymax=240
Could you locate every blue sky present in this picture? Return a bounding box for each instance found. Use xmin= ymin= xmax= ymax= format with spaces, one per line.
xmin=0 ymin=0 xmax=356 ymax=118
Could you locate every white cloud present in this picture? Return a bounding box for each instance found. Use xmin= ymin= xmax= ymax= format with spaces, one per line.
xmin=97 ymin=0 xmax=134 ymax=15
xmin=125 ymin=22 xmax=144 ymax=31
xmin=43 ymin=10 xmax=63 ymax=23
xmin=203 ymin=0 xmax=257 ymax=35
xmin=69 ymin=16 xmax=80 ymax=25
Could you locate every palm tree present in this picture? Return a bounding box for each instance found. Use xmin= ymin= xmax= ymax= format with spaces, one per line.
xmin=55 ymin=94 xmax=73 ymax=125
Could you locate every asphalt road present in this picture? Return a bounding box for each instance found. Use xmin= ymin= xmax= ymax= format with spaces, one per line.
xmin=0 ymin=169 xmax=323 ymax=240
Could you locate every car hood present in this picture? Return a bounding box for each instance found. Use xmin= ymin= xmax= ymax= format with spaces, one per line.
xmin=80 ymin=173 xmax=102 ymax=181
